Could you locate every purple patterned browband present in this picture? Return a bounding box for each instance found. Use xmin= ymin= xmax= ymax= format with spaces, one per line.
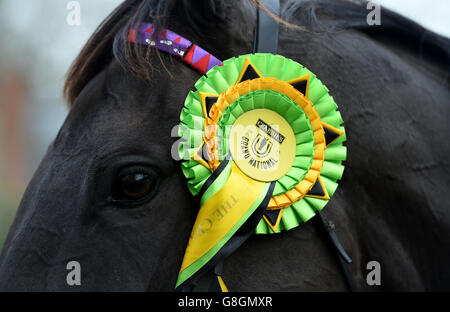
xmin=128 ymin=23 xmax=223 ymax=74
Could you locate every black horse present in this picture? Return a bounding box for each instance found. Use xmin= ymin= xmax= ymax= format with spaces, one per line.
xmin=0 ymin=0 xmax=449 ymax=291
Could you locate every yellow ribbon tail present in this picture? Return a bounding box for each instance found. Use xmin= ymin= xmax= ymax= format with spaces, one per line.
xmin=176 ymin=159 xmax=275 ymax=290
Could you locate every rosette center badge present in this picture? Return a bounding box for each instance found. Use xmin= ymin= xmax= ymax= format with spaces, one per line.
xmin=229 ymin=108 xmax=296 ymax=182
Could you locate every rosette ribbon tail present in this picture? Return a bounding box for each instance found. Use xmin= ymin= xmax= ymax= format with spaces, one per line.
xmin=175 ymin=155 xmax=276 ymax=292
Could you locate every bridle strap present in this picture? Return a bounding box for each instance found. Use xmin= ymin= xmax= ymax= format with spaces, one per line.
xmin=129 ymin=0 xmax=282 ymax=72
xmin=128 ymin=23 xmax=223 ymax=75
xmin=316 ymin=209 xmax=357 ymax=292
xmin=253 ymin=0 xmax=280 ymax=54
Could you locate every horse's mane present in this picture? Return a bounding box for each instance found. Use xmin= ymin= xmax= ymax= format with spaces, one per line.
xmin=63 ymin=0 xmax=449 ymax=106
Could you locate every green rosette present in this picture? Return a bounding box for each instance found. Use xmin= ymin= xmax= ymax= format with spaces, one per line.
xmin=178 ymin=53 xmax=346 ymax=235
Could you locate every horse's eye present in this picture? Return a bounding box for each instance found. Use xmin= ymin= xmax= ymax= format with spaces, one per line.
xmin=113 ymin=171 xmax=156 ymax=201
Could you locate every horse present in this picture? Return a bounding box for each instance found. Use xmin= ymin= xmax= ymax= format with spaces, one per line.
xmin=0 ymin=0 xmax=449 ymax=291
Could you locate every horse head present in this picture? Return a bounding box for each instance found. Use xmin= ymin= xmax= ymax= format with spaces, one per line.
xmin=1 ymin=0 xmax=449 ymax=291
